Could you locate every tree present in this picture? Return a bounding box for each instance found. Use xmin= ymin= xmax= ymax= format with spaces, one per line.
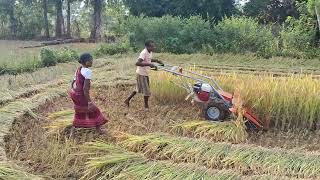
xmin=306 ymin=0 xmax=320 ymax=31
xmin=66 ymin=0 xmax=71 ymax=37
xmin=43 ymin=0 xmax=50 ymax=38
xmin=123 ymin=0 xmax=236 ymax=21
xmin=316 ymin=5 xmax=320 ymax=31
xmin=55 ymin=0 xmax=64 ymax=37
xmin=243 ymin=0 xmax=298 ymax=23
xmin=243 ymin=0 xmax=269 ymax=18
xmin=90 ymin=0 xmax=104 ymax=41
xmin=0 ymin=0 xmax=18 ymax=38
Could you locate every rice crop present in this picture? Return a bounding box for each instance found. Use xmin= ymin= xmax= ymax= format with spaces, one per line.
xmin=0 ymin=162 xmax=40 ymax=179
xmin=150 ymin=71 xmax=187 ymax=104
xmin=45 ymin=110 xmax=74 ymax=134
xmin=171 ymin=120 xmax=248 ymax=143
xmin=80 ymin=142 xmax=147 ymax=180
xmin=150 ymin=69 xmax=320 ymax=130
xmin=114 ymin=132 xmax=320 ymax=178
xmin=215 ymin=74 xmax=320 ymax=130
xmin=114 ymin=161 xmax=239 ymax=180
xmin=80 ymin=142 xmax=240 ymax=180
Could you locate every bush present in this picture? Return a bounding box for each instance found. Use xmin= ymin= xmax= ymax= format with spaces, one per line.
xmin=41 ymin=47 xmax=79 ymax=67
xmin=280 ymin=15 xmax=318 ymax=59
xmin=93 ymin=43 xmax=129 ymax=57
xmin=56 ymin=47 xmax=79 ymax=63
xmin=120 ymin=15 xmax=318 ymax=58
xmin=40 ymin=48 xmax=57 ymax=67
xmin=212 ymin=16 xmax=277 ymax=57
xmin=123 ymin=15 xmax=212 ymax=54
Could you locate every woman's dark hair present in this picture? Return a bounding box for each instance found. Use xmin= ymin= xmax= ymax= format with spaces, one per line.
xmin=79 ymin=53 xmax=93 ymax=64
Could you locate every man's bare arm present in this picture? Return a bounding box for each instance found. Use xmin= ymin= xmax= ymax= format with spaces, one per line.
xmin=136 ymin=58 xmax=155 ymax=67
xmin=151 ymin=59 xmax=163 ymax=65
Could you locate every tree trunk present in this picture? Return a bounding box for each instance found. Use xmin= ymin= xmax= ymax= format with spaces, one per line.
xmin=315 ymin=6 xmax=320 ymax=31
xmin=43 ymin=0 xmax=50 ymax=38
xmin=315 ymin=6 xmax=320 ymax=46
xmin=74 ymin=19 xmax=81 ymax=38
xmin=55 ymin=0 xmax=64 ymax=38
xmin=89 ymin=0 xmax=103 ymax=42
xmin=8 ymin=2 xmax=17 ymax=39
xmin=66 ymin=0 xmax=71 ymax=37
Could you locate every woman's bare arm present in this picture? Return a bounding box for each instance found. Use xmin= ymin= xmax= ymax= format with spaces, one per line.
xmin=83 ymin=79 xmax=92 ymax=103
xmin=71 ymin=80 xmax=75 ymax=89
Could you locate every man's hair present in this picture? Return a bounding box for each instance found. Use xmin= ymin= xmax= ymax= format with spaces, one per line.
xmin=79 ymin=53 xmax=93 ymax=64
xmin=145 ymin=40 xmax=154 ymax=47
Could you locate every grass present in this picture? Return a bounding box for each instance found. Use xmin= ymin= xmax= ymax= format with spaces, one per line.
xmin=114 ymin=132 xmax=320 ymax=178
xmin=0 ymin=63 xmax=76 ymax=92
xmin=0 ymin=40 xmax=98 ymax=75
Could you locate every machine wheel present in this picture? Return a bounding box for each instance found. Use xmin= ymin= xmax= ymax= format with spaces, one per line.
xmin=203 ymin=102 xmax=228 ymax=121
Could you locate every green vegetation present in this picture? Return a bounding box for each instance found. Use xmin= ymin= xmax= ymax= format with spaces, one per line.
xmin=0 ymin=46 xmax=79 ymax=75
xmin=94 ymin=43 xmax=130 ymax=57
xmin=40 ymin=47 xmax=79 ymax=67
xmin=123 ymin=14 xmax=319 ymax=58
xmin=212 ymin=17 xmax=277 ymax=57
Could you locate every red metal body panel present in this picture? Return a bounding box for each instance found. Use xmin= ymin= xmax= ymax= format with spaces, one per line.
xmin=218 ymin=90 xmax=263 ymax=128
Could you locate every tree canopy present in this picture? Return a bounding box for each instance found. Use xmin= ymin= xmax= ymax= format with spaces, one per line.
xmin=123 ymin=0 xmax=236 ymax=21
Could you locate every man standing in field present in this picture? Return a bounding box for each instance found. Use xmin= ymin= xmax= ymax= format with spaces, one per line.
xmin=124 ymin=40 xmax=163 ymax=111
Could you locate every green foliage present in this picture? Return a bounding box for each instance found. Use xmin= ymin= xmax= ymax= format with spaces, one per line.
xmin=123 ymin=0 xmax=235 ymax=21
xmin=280 ymin=14 xmax=318 ymax=58
xmin=40 ymin=47 xmax=79 ymax=67
xmin=15 ymin=3 xmax=43 ymax=39
xmin=93 ymin=43 xmax=130 ymax=57
xmin=243 ymin=0 xmax=299 ymax=23
xmin=212 ymin=16 xmax=277 ymax=57
xmin=124 ymin=15 xmax=213 ymax=54
xmin=56 ymin=47 xmax=79 ymax=63
xmin=40 ymin=48 xmax=57 ymax=67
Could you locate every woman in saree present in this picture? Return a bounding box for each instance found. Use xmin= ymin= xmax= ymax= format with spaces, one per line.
xmin=69 ymin=53 xmax=108 ymax=134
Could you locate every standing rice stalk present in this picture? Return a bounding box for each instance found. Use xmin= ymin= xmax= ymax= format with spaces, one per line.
xmin=151 ymin=68 xmax=320 ymax=130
